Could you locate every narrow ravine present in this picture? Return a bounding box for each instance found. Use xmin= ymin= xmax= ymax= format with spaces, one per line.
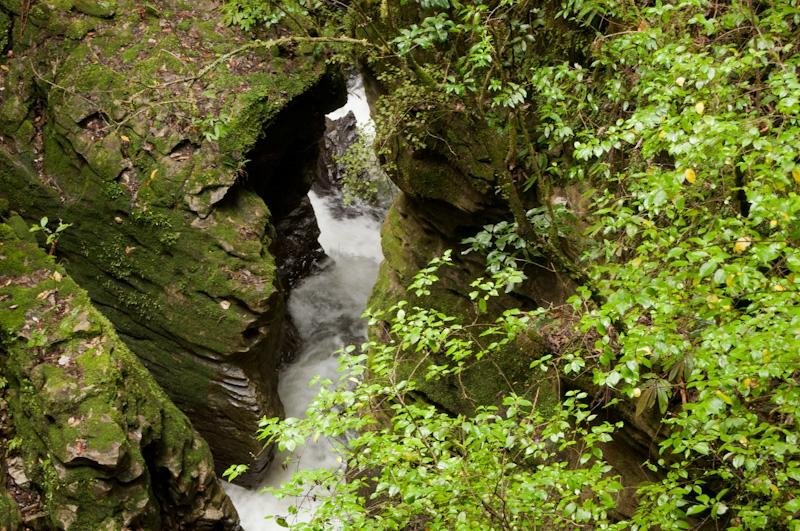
xmin=224 ymin=76 xmax=384 ymax=530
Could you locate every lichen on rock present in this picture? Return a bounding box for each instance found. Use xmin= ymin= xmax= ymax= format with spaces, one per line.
xmin=0 ymin=222 xmax=240 ymax=529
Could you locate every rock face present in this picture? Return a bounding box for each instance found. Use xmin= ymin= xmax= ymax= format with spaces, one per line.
xmin=0 ymin=0 xmax=344 ymax=485
xmin=316 ymin=111 xmax=359 ymax=195
xmin=363 ymin=103 xmax=573 ymax=413
xmin=0 ymin=220 xmax=240 ymax=529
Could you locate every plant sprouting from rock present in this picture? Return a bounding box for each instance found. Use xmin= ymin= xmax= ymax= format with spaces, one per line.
xmin=336 ymin=127 xmax=393 ymax=207
xmin=29 ymin=217 xmax=71 ymax=255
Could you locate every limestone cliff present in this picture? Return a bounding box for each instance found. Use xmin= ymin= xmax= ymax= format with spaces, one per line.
xmin=0 ymin=219 xmax=240 ymax=529
xmin=0 ymin=0 xmax=343 ymax=484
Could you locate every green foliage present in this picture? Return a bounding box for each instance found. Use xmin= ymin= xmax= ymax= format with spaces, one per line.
xmin=28 ymin=217 xmax=72 ymax=255
xmin=221 ymin=0 xmax=285 ymax=31
xmin=225 ymin=0 xmax=800 ymax=528
xmin=221 ymin=0 xmax=349 ymax=36
xmin=6 ymin=436 xmax=22 ymax=452
xmin=251 ymin=256 xmax=621 ymax=529
xmin=336 ymin=127 xmax=393 ymax=206
xmin=560 ymin=1 xmax=800 ymax=527
xmin=222 ymin=463 xmax=250 ymax=482
xmin=194 ymin=113 xmax=233 ymax=142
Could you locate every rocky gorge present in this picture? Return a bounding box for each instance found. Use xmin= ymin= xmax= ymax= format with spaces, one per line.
xmin=0 ymin=1 xmax=646 ymax=527
xmin=3 ymin=0 xmax=795 ymax=529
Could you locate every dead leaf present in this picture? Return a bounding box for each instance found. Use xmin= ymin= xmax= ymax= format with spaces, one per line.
xmin=72 ymin=312 xmax=91 ymax=333
xmin=37 ymin=289 xmax=57 ymax=300
xmin=734 ymin=237 xmax=752 ymax=253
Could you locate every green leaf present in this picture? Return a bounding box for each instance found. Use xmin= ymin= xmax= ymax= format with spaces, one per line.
xmin=686 ymin=504 xmax=707 ymax=516
xmin=699 ymin=259 xmax=717 ymax=279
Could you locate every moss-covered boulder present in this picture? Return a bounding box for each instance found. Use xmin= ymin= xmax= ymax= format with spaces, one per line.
xmin=0 ymin=222 xmax=240 ymax=529
xmin=363 ymin=87 xmax=572 ymax=411
xmin=0 ymin=0 xmax=343 ymax=484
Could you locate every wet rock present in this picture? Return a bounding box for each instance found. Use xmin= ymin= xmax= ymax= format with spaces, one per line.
xmin=273 ymin=195 xmax=326 ymax=287
xmin=316 ymin=110 xmax=358 ymax=195
xmin=6 ymin=458 xmax=28 ymax=488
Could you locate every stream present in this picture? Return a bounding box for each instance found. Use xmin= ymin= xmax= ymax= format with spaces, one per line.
xmin=224 ymin=76 xmax=383 ymax=530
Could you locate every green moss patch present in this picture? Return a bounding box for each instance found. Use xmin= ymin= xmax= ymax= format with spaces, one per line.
xmin=0 ymin=225 xmax=238 ymax=528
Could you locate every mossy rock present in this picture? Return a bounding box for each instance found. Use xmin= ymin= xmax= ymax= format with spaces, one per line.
xmin=0 ymin=0 xmax=344 ymax=485
xmin=394 ymin=328 xmax=559 ymax=417
xmin=388 ymin=114 xmax=503 ymax=214
xmin=0 ymin=489 xmax=22 ymax=531
xmin=72 ymin=0 xmax=116 ymax=17
xmin=369 ymin=194 xmax=562 ymax=414
xmin=0 ymin=0 xmax=100 ymax=41
xmin=0 ymin=224 xmax=240 ymax=529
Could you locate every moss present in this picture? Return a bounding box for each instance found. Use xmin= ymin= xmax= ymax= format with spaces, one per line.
xmin=130 ymin=207 xmax=173 ymax=230
xmin=0 ymin=92 xmax=28 ymax=132
xmin=72 ymin=0 xmax=117 ymax=17
xmin=12 ymin=119 xmax=35 ymax=147
xmin=4 ymin=212 xmax=35 ymax=242
xmin=101 ymin=280 xmax=163 ymax=321
xmin=0 ymin=488 xmax=23 ymax=529
xmin=0 ymin=61 xmax=34 ymax=137
xmin=0 ymin=225 xmax=238 ymax=527
xmin=63 ymin=15 xmax=98 ymax=39
xmin=101 ymin=181 xmax=126 ymax=201
xmin=2 ymin=0 xmax=100 ymax=42
xmin=0 ymin=10 xmax=10 ymax=53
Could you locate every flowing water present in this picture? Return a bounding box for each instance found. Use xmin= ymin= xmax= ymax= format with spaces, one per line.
xmin=326 ymin=74 xmax=373 ymax=132
xmin=224 ymin=76 xmax=383 ymax=530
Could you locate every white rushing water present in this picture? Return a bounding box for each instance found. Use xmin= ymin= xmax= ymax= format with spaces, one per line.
xmin=224 ymin=77 xmax=384 ymax=530
xmin=326 ymin=74 xmax=373 ymax=133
